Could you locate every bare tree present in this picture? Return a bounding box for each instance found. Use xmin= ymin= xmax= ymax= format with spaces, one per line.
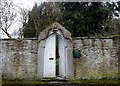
xmin=0 ymin=0 xmax=18 ymax=38
xmin=0 ymin=0 xmax=29 ymax=38
xmin=15 ymin=6 xmax=28 ymax=38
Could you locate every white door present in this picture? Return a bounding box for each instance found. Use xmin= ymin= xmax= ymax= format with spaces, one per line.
xmin=58 ymin=36 xmax=66 ymax=78
xmin=43 ymin=34 xmax=56 ymax=78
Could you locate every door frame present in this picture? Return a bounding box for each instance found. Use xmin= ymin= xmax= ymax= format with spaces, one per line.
xmin=37 ymin=22 xmax=73 ymax=80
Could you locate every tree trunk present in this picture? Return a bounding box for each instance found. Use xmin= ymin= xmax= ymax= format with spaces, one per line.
xmin=4 ymin=31 xmax=12 ymax=38
xmin=1 ymin=28 xmax=12 ymax=38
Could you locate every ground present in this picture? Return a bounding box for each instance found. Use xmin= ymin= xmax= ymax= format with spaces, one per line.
xmin=1 ymin=79 xmax=119 ymax=86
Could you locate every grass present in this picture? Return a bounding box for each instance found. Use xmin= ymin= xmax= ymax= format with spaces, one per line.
xmin=2 ymin=80 xmax=48 ymax=85
xmin=66 ymin=79 xmax=119 ymax=84
xmin=2 ymin=79 xmax=119 ymax=85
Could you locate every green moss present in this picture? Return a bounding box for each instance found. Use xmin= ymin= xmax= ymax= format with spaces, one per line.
xmin=67 ymin=79 xmax=119 ymax=84
xmin=32 ymin=81 xmax=48 ymax=84
xmin=105 ymin=34 xmax=120 ymax=38
xmin=2 ymin=80 xmax=48 ymax=85
xmin=2 ymin=79 xmax=119 ymax=85
xmin=66 ymin=80 xmax=81 ymax=84
xmin=0 ymin=80 xmax=2 ymax=85
xmin=2 ymin=80 xmax=24 ymax=84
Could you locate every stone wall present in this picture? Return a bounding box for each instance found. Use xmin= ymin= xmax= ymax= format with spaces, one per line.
xmin=73 ymin=37 xmax=119 ymax=79
xmin=0 ymin=37 xmax=119 ymax=80
xmin=0 ymin=39 xmax=38 ymax=80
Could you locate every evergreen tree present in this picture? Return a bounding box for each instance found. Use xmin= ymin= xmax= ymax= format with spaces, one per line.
xmin=61 ymin=2 xmax=120 ymax=36
xmin=23 ymin=2 xmax=120 ymax=38
xmin=23 ymin=15 xmax=37 ymax=38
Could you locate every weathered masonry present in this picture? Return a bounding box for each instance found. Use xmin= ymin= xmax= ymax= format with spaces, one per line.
xmin=0 ymin=22 xmax=119 ymax=80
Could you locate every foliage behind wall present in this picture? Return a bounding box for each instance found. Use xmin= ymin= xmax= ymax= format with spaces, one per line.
xmin=23 ymin=2 xmax=120 ymax=38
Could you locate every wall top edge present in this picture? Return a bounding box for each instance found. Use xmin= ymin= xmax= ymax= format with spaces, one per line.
xmin=0 ymin=36 xmax=119 ymax=40
xmin=0 ymin=38 xmax=38 ymax=40
xmin=73 ymin=36 xmax=120 ymax=39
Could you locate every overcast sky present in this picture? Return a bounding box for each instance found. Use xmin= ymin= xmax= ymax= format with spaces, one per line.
xmin=0 ymin=0 xmax=45 ymax=38
xmin=12 ymin=0 xmax=44 ymax=10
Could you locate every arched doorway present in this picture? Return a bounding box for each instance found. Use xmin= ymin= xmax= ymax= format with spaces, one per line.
xmin=37 ymin=22 xmax=73 ymax=80
xmin=43 ymin=33 xmax=67 ymax=79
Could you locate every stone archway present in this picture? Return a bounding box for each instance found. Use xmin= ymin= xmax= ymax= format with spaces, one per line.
xmin=37 ymin=22 xmax=73 ymax=80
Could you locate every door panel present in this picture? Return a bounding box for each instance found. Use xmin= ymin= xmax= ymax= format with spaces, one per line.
xmin=58 ymin=36 xmax=66 ymax=78
xmin=43 ymin=34 xmax=56 ymax=78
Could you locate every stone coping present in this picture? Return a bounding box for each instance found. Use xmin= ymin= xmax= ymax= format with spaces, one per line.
xmin=0 ymin=38 xmax=38 ymax=40
xmin=73 ymin=36 xmax=120 ymax=39
xmin=0 ymin=36 xmax=119 ymax=40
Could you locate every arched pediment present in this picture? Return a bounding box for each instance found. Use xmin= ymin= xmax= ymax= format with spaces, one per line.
xmin=38 ymin=22 xmax=72 ymax=42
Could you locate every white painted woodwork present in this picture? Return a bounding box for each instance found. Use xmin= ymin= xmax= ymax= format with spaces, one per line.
xmin=43 ymin=33 xmax=67 ymax=79
xmin=58 ymin=35 xmax=66 ymax=78
xmin=43 ymin=34 xmax=56 ymax=78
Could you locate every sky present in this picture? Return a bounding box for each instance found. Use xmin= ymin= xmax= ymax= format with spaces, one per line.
xmin=0 ymin=0 xmax=45 ymax=38
xmin=12 ymin=0 xmax=44 ymax=10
